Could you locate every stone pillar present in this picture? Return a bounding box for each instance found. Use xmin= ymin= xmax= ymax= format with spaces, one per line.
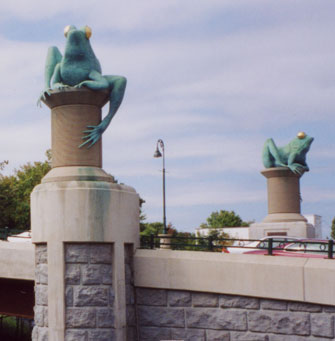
xmin=158 ymin=234 xmax=172 ymax=249
xmin=261 ymin=167 xmax=306 ymax=223
xmin=249 ymin=167 xmax=314 ymax=239
xmin=48 ymin=88 xmax=108 ymax=168
xmin=31 ymin=89 xmax=140 ymax=341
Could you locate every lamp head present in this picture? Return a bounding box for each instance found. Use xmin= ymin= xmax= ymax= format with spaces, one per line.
xmin=153 ymin=147 xmax=162 ymax=158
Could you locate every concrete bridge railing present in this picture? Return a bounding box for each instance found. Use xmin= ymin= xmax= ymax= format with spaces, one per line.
xmin=133 ymin=249 xmax=335 ymax=340
xmin=1 ymin=242 xmax=335 ymax=339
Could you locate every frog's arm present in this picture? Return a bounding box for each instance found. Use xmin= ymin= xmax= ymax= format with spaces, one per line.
xmin=79 ymin=74 xmax=127 ymax=148
xmin=37 ymin=47 xmax=62 ymax=105
xmin=75 ymin=70 xmax=109 ymax=90
xmin=287 ymin=152 xmax=307 ymax=175
xmin=51 ymin=64 xmax=71 ymax=90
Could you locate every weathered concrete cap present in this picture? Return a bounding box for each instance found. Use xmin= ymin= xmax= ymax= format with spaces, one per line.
xmin=261 ymin=167 xmax=303 ymax=179
xmin=42 ymin=88 xmax=109 ymax=109
xmin=42 ymin=166 xmax=115 ymax=183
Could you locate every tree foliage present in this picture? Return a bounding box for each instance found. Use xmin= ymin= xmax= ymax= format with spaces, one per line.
xmin=140 ymin=221 xmax=164 ymax=236
xmin=0 ymin=152 xmax=51 ymax=230
xmin=201 ymin=210 xmax=249 ymax=228
xmin=207 ymin=228 xmax=231 ymax=240
xmin=0 ymin=160 xmax=8 ymax=171
xmin=331 ymin=217 xmax=335 ymax=240
xmin=139 ymin=215 xmax=233 ymax=251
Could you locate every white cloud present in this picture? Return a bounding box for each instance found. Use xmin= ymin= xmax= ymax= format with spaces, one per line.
xmin=0 ymin=1 xmax=258 ymax=31
xmin=303 ymin=188 xmax=335 ymax=203
xmin=0 ymin=119 xmax=50 ymax=174
xmin=0 ymin=1 xmax=334 ymax=229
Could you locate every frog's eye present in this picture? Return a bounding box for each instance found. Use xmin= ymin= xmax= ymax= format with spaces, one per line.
xmin=64 ymin=25 xmax=71 ymax=38
xmin=85 ymin=26 xmax=92 ymax=39
xmin=297 ymin=132 xmax=306 ymax=139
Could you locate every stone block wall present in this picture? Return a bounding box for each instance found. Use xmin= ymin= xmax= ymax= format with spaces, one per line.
xmin=125 ymin=244 xmax=137 ymax=340
xmin=136 ymin=287 xmax=335 ymax=341
xmin=65 ymin=243 xmax=115 ymax=341
xmin=32 ymin=243 xmax=48 ymax=341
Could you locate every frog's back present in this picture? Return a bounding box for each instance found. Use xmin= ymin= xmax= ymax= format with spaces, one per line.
xmin=60 ymin=26 xmax=101 ymax=86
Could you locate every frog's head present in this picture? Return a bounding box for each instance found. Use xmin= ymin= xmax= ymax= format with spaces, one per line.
xmin=295 ymin=131 xmax=314 ymax=154
xmin=64 ymin=25 xmax=92 ymax=41
xmin=63 ymin=25 xmax=94 ymax=59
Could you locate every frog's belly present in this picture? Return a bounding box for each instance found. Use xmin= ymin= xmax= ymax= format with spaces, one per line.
xmin=60 ymin=67 xmax=90 ymax=86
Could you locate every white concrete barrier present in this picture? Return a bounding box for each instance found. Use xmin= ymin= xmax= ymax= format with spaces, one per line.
xmin=0 ymin=241 xmax=34 ymax=280
xmin=134 ymin=249 xmax=335 ymax=306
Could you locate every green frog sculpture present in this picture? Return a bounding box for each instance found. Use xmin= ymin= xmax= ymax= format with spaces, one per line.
xmin=38 ymin=25 xmax=127 ymax=148
xmin=262 ymin=132 xmax=314 ymax=175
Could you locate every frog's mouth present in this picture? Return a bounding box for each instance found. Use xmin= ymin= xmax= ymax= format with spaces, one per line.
xmin=68 ymin=31 xmax=83 ymax=46
xmin=64 ymin=31 xmax=87 ymax=60
xmin=301 ymin=136 xmax=314 ymax=151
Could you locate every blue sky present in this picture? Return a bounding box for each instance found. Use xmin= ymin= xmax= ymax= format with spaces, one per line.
xmin=0 ymin=1 xmax=335 ymax=235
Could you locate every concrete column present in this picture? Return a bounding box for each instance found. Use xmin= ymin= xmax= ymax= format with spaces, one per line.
xmin=249 ymin=167 xmax=314 ymax=239
xmin=158 ymin=234 xmax=172 ymax=249
xmin=261 ymin=167 xmax=307 ymax=223
xmin=48 ymin=88 xmax=108 ymax=168
xmin=31 ymin=89 xmax=140 ymax=341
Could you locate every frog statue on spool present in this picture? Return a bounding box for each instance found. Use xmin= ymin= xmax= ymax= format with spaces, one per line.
xmin=38 ymin=25 xmax=127 ymax=148
xmin=262 ymin=132 xmax=314 ymax=175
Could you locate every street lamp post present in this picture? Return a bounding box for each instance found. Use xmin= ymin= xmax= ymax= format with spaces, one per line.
xmin=154 ymin=139 xmax=167 ymax=235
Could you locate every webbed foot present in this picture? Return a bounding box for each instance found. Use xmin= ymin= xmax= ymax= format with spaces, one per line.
xmin=53 ymin=83 xmax=71 ymax=90
xmin=37 ymin=88 xmax=52 ymax=107
xmin=74 ymin=81 xmax=89 ymax=89
xmin=274 ymin=161 xmax=287 ymax=168
xmin=79 ymin=124 xmax=105 ymax=149
xmin=288 ymin=164 xmax=306 ymax=175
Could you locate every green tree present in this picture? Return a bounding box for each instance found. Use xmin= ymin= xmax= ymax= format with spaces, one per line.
xmin=168 ymin=228 xmax=197 ymax=250
xmin=139 ymin=203 xmax=147 ymax=233
xmin=140 ymin=222 xmax=164 ymax=237
xmin=0 ymin=160 xmax=8 ymax=170
xmin=331 ymin=218 xmax=335 ymax=240
xmin=207 ymin=228 xmax=230 ymax=240
xmin=201 ymin=210 xmax=249 ymax=228
xmin=0 ymin=151 xmax=51 ymax=230
xmin=0 ymin=175 xmax=16 ymax=229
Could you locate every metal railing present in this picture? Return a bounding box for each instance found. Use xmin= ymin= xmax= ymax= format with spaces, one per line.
xmin=140 ymin=234 xmax=227 ymax=252
xmin=140 ymin=235 xmax=335 ymax=259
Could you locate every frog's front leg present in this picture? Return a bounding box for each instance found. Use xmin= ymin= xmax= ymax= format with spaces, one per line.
xmin=287 ymin=153 xmax=308 ymax=175
xmin=262 ymin=138 xmax=286 ymax=168
xmin=79 ymin=74 xmax=127 ymax=148
xmin=50 ymin=64 xmax=71 ymax=90
xmin=75 ymin=70 xmax=109 ymax=90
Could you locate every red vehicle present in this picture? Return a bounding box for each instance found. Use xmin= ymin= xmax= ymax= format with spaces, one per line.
xmin=224 ymin=236 xmax=300 ymax=254
xmin=244 ymin=239 xmax=335 ymax=258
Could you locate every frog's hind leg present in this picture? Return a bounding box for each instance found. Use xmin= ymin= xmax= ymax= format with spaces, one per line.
xmin=105 ymin=75 xmax=127 ymax=122
xmin=79 ymin=75 xmax=127 ymax=148
xmin=94 ymin=75 xmax=127 ymax=135
xmin=44 ymin=47 xmax=62 ymax=90
xmin=37 ymin=47 xmax=63 ymax=106
xmin=262 ymin=138 xmax=280 ymax=168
